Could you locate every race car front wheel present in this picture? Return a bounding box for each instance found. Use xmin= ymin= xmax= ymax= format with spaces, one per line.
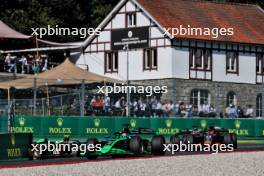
xmin=129 ymin=136 xmax=144 ymax=155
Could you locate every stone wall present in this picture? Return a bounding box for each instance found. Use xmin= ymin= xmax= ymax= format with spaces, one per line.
xmin=132 ymin=78 xmax=262 ymax=115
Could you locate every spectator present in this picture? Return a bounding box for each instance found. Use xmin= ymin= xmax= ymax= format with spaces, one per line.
xmin=90 ymin=96 xmax=96 ymax=108
xmin=245 ymin=105 xmax=254 ymax=118
xmin=103 ymin=95 xmax=111 ymax=113
xmin=151 ymin=97 xmax=158 ymax=116
xmin=237 ymin=106 xmax=244 ymax=118
xmin=208 ymin=105 xmax=217 ymax=117
xmin=132 ymin=99 xmax=138 ymax=117
xmin=225 ymin=105 xmax=231 ymax=117
xmin=155 ymin=100 xmax=163 ymax=117
xmin=192 ymin=105 xmax=199 ymax=117
xmin=114 ymin=98 xmax=121 ymax=109
xmin=6 ymin=54 xmax=16 ymax=73
xmin=42 ymin=57 xmax=48 ymax=72
xmin=228 ymin=104 xmax=238 ymax=118
xmin=4 ymin=53 xmax=11 ymax=72
xmin=70 ymin=98 xmax=79 ymax=113
xmin=178 ymin=102 xmax=186 ymax=117
xmin=92 ymin=96 xmax=104 ymax=115
xmin=200 ymin=101 xmax=210 ymax=117
xmin=114 ymin=97 xmax=125 ymax=116
xmin=19 ymin=55 xmax=28 ymax=74
xmin=163 ymin=101 xmax=172 ymax=117
xmin=175 ymin=101 xmax=181 ymax=115
xmin=140 ymin=100 xmax=147 ymax=117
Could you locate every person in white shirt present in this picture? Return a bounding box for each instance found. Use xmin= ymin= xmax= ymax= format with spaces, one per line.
xmin=156 ymin=100 xmax=163 ymax=117
xmin=114 ymin=99 xmax=121 ymax=109
xmin=5 ymin=53 xmax=15 ymax=72
xmin=201 ymin=101 xmax=210 ymax=113
xmin=42 ymin=58 xmax=48 ymax=72
xmin=19 ymin=55 xmax=28 ymax=74
xmin=245 ymin=105 xmax=254 ymax=118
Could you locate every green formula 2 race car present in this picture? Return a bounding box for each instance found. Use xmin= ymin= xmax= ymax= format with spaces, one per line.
xmin=85 ymin=125 xmax=166 ymax=159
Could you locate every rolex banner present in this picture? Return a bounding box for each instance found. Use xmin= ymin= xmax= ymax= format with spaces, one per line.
xmin=0 ymin=133 xmax=33 ymax=161
xmin=1 ymin=116 xmax=264 ymax=139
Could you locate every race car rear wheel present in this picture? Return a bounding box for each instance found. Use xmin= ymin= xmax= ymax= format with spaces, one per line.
xmin=151 ymin=135 xmax=165 ymax=155
xmin=170 ymin=135 xmax=180 ymax=145
xmin=129 ymin=136 xmax=144 ymax=155
xmin=230 ymin=133 xmax=238 ymax=149
xmin=86 ymin=138 xmax=99 ymax=159
xmin=223 ymin=134 xmax=232 ymax=145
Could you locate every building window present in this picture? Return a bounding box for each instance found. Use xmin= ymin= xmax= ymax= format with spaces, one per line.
xmin=256 ymin=94 xmax=262 ymax=117
xmin=126 ymin=12 xmax=136 ymax=27
xmin=256 ymin=53 xmax=264 ymax=74
xmin=105 ymin=52 xmax=118 ymax=73
xmin=226 ymin=51 xmax=238 ymax=73
xmin=143 ymin=48 xmax=157 ymax=70
xmin=190 ymin=89 xmax=211 ymax=109
xmin=226 ymin=91 xmax=237 ymax=107
xmin=189 ymin=48 xmax=211 ymax=70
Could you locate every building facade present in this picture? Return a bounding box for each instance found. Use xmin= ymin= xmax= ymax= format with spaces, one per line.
xmin=75 ymin=0 xmax=264 ymax=116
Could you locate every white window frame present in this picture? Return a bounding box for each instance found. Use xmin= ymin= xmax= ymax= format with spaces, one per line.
xmin=190 ymin=48 xmax=211 ymax=70
xmin=105 ymin=52 xmax=118 ymax=73
xmin=257 ymin=53 xmax=264 ymax=74
xmin=143 ymin=48 xmax=157 ymax=70
xmin=126 ymin=13 xmax=136 ymax=27
xmin=226 ymin=51 xmax=238 ymax=73
xmin=191 ymin=89 xmax=211 ymax=111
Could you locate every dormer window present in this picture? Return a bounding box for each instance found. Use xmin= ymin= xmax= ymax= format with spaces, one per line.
xmin=126 ymin=12 xmax=136 ymax=27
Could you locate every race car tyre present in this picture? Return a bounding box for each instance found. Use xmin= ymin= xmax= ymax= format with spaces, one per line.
xmin=86 ymin=138 xmax=99 ymax=159
xmin=170 ymin=135 xmax=180 ymax=145
xmin=230 ymin=133 xmax=238 ymax=149
xmin=129 ymin=136 xmax=144 ymax=155
xmin=151 ymin=135 xmax=165 ymax=155
xmin=223 ymin=134 xmax=232 ymax=145
xmin=183 ymin=134 xmax=194 ymax=144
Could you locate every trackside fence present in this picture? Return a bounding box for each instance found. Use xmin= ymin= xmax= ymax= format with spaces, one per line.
xmin=1 ymin=116 xmax=263 ymax=140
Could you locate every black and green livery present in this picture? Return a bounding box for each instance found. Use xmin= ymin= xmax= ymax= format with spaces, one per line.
xmin=85 ymin=125 xmax=166 ymax=159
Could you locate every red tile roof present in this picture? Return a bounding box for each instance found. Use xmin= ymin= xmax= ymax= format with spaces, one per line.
xmin=137 ymin=0 xmax=264 ymax=45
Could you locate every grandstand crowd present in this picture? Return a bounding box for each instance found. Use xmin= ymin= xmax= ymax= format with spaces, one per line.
xmin=79 ymin=95 xmax=255 ymax=118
